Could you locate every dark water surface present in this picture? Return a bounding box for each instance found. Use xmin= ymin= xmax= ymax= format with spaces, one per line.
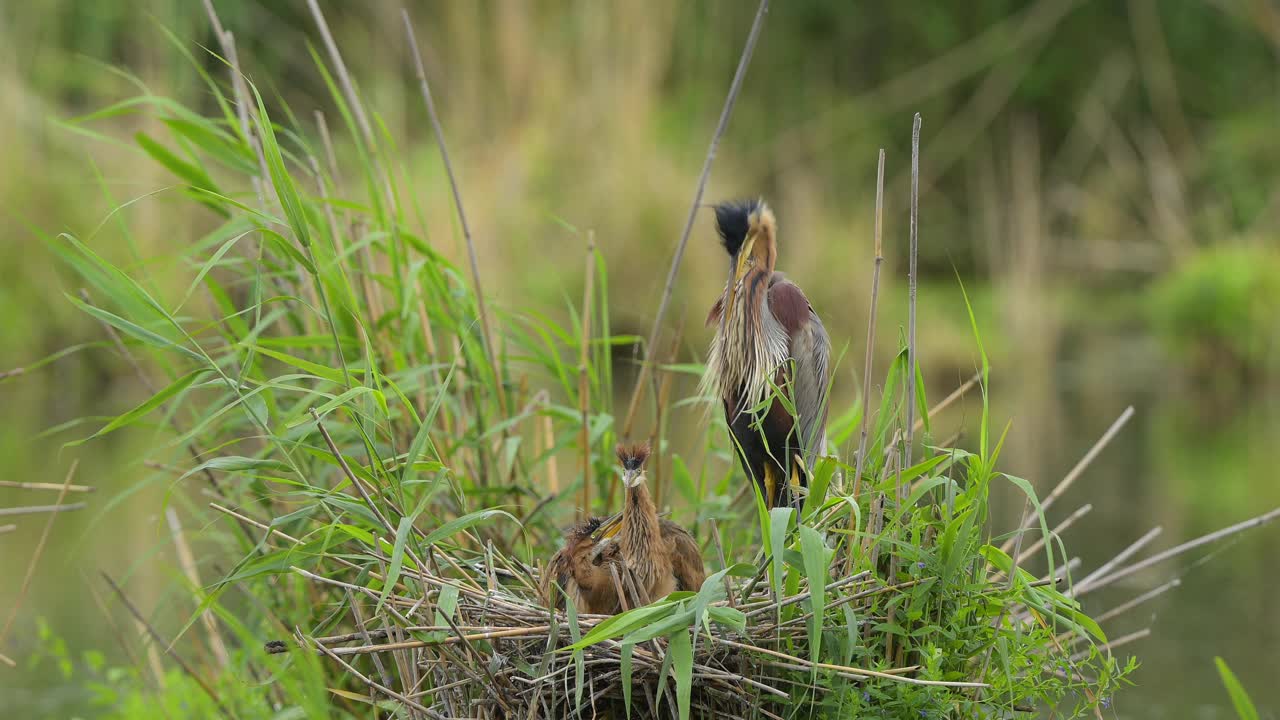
xmin=984 ymin=335 xmax=1280 ymax=718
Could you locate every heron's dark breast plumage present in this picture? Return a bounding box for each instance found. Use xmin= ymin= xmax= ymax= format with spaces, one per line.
xmin=718 ymin=273 xmax=826 ymax=509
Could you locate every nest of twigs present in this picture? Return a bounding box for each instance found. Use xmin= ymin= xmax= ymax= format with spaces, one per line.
xmin=272 ymin=558 xmax=982 ymax=719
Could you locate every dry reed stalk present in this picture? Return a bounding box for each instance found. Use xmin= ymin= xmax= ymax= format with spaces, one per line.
xmin=0 ymin=480 xmax=95 ymax=492
xmin=1071 ymin=526 xmax=1163 ymax=594
xmin=201 ymin=0 xmax=270 ymax=207
xmin=1083 ymin=507 xmax=1280 ymax=592
xmin=541 ymin=413 xmax=560 ymax=495
xmin=1000 ymin=405 xmax=1134 ymax=555
xmin=401 ymin=9 xmax=508 ymax=419
xmin=887 ymin=114 xmax=924 ymax=665
xmin=165 ymin=507 xmax=230 ymax=669
xmin=650 ymin=314 xmax=686 ymax=511
xmin=903 ymin=113 xmax=923 ymax=474
xmin=102 ymin=573 xmax=231 ymax=717
xmin=0 ymin=461 xmax=79 ymax=645
xmin=577 ymin=235 xmax=595 ymax=521
xmin=0 ymin=503 xmax=85 ymax=517
xmin=852 ymin=148 xmax=887 ymax=502
xmin=621 ymin=0 xmax=770 ymax=438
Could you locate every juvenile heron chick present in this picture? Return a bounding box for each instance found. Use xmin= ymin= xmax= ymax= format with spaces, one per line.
xmin=614 ymin=443 xmax=705 ymax=604
xmin=702 ymin=199 xmax=830 ymax=510
xmin=542 ymin=444 xmax=705 ymax=613
xmin=541 ymin=516 xmax=623 ymax=615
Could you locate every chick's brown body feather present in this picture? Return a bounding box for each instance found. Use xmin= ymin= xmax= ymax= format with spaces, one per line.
xmin=543 ymin=446 xmax=706 ymax=614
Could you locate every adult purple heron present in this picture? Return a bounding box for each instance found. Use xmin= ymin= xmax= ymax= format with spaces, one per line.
xmin=702 ymin=199 xmax=830 ymax=510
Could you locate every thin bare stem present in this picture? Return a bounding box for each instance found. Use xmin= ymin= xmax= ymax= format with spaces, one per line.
xmin=1072 ymin=526 xmax=1162 ymax=594
xmin=311 ymin=636 xmax=435 ymax=715
xmin=0 ymin=503 xmax=85 ymax=517
xmin=102 ymin=573 xmax=231 ymax=718
xmin=903 ymin=113 xmax=922 ymax=475
xmin=577 ymin=235 xmax=595 ymax=520
xmin=1092 ymin=577 xmax=1180 ymax=625
xmin=853 ymin=149 xmax=886 ymax=499
xmin=0 ymin=480 xmax=95 ymax=493
xmin=401 ymin=9 xmax=507 ymax=418
xmin=1085 ymin=507 xmax=1280 ymax=591
xmin=1002 ymin=406 xmax=1134 ymax=553
xmin=165 ymin=507 xmax=230 ymax=669
xmin=712 ymin=636 xmax=987 ymax=688
xmin=622 ymin=0 xmax=770 ymax=436
xmin=1069 ymin=627 xmax=1150 ymax=663
xmin=307 ymin=0 xmax=374 ymax=146
xmin=311 ymin=408 xmax=398 ymax=537
xmin=0 ymin=461 xmax=78 ymax=645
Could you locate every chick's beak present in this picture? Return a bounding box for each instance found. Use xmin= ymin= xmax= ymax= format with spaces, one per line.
xmin=623 ymin=469 xmax=645 ymax=488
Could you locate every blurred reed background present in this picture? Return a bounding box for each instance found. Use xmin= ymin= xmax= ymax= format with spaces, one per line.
xmin=1 ymin=1 xmax=1277 ymax=716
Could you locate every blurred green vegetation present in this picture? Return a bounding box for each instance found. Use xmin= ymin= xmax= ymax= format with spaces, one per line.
xmin=1 ymin=1 xmax=1278 ymax=718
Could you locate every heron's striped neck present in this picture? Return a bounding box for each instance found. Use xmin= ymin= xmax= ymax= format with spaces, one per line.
xmin=702 ymin=273 xmax=789 ymax=417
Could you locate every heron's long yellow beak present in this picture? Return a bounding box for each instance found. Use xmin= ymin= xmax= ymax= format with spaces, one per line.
xmin=734 ymin=233 xmax=757 ymax=284
xmin=725 ymin=231 xmax=757 ymax=319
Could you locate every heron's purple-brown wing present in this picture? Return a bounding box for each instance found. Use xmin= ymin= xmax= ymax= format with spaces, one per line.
xmin=768 ymin=277 xmax=830 ymax=468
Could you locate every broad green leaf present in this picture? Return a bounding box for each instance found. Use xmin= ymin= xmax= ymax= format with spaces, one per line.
xmin=160 ymin=117 xmax=256 ymax=174
xmin=566 ymin=594 xmax=585 ymax=708
xmin=251 ymin=85 xmax=312 ymax=248
xmin=178 ymin=228 xmax=252 ymax=310
xmin=401 ymin=362 xmax=457 ymax=487
xmin=706 ymin=606 xmax=746 ymax=631
xmin=801 ymin=456 xmax=838 ymax=522
xmin=799 ymin=524 xmax=828 ymax=663
xmin=67 ymin=368 xmax=206 ymax=446
xmin=421 ymin=509 xmax=518 ymax=547
xmin=250 ymin=345 xmax=347 ymax=385
xmin=620 ymin=642 xmax=635 ymax=719
xmin=566 ymin=601 xmax=679 ymax=650
xmin=178 ymin=455 xmax=293 ymax=483
xmin=134 ymin=131 xmax=227 ymax=217
xmin=769 ymin=507 xmax=793 ymax=601
xmin=66 ymin=294 xmax=201 ymax=362
xmin=377 ymin=514 xmax=417 ymax=612
xmin=288 ymin=386 xmax=385 ymax=428
xmin=670 ymin=628 xmax=692 ymax=720
xmin=691 ymin=563 xmax=755 ymax=637
xmin=628 ymin=608 xmax=695 ymax=645
xmin=1215 ymin=657 xmax=1260 ymax=720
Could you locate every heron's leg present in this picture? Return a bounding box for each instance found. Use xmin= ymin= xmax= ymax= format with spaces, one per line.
xmin=762 ymin=464 xmax=781 ymax=509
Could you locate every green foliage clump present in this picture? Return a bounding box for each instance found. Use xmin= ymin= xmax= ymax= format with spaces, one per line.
xmin=1150 ymin=244 xmax=1280 ymax=376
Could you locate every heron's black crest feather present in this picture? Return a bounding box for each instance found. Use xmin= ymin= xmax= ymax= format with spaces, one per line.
xmin=614 ymin=443 xmax=651 ymax=471
xmin=713 ymin=198 xmax=762 ymax=256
